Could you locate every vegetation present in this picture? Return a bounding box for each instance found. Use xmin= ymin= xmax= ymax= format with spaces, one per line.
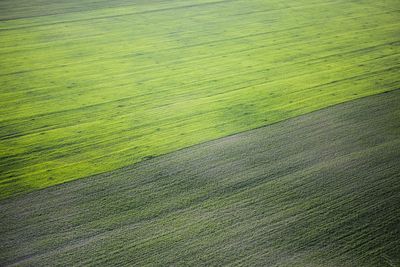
xmin=1 ymin=1 xmax=399 ymax=264
xmin=1 ymin=91 xmax=399 ymax=266
xmin=1 ymin=0 xmax=399 ymax=198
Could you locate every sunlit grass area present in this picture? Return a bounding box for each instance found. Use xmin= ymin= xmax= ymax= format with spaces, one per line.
xmin=0 ymin=0 xmax=399 ymax=198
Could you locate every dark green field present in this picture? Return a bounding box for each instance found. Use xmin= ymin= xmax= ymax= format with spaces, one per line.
xmin=1 ymin=91 xmax=399 ymax=266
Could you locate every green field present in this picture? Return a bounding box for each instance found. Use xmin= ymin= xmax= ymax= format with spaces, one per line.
xmin=1 ymin=91 xmax=399 ymax=266
xmin=1 ymin=0 xmax=399 ymax=198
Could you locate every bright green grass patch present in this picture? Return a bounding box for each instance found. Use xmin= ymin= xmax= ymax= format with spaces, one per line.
xmin=0 ymin=0 xmax=399 ymax=198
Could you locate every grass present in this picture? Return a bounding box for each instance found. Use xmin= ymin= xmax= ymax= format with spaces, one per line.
xmin=0 ymin=0 xmax=399 ymax=198
xmin=1 ymin=90 xmax=399 ymax=266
